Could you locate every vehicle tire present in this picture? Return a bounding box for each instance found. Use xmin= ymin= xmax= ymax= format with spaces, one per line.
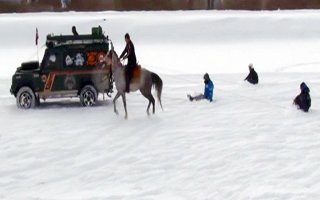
xmin=16 ymin=86 xmax=36 ymax=109
xmin=80 ymin=85 xmax=98 ymax=107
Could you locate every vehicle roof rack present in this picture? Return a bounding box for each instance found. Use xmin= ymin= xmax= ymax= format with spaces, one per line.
xmin=46 ymin=26 xmax=108 ymax=48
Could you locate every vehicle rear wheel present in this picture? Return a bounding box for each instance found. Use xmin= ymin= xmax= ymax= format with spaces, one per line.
xmin=80 ymin=85 xmax=97 ymax=107
xmin=16 ymin=86 xmax=36 ymax=109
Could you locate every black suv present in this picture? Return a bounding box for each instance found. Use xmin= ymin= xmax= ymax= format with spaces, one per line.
xmin=10 ymin=27 xmax=113 ymax=109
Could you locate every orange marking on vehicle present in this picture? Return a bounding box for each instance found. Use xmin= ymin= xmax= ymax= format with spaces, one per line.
xmin=44 ymin=73 xmax=56 ymax=91
xmin=41 ymin=75 xmax=47 ymax=83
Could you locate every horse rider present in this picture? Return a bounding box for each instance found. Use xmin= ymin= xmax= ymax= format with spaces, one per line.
xmin=120 ymin=33 xmax=137 ymax=93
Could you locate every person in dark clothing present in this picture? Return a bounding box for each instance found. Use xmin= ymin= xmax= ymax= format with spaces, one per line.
xmin=188 ymin=73 xmax=214 ymax=102
xmin=72 ymin=26 xmax=79 ymax=36
xmin=294 ymin=82 xmax=311 ymax=112
xmin=244 ymin=63 xmax=259 ymax=84
xmin=120 ymin=33 xmax=137 ymax=93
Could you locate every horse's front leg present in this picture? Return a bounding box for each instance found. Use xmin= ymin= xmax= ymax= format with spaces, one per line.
xmin=121 ymin=93 xmax=128 ymax=119
xmin=113 ymin=92 xmax=121 ymax=115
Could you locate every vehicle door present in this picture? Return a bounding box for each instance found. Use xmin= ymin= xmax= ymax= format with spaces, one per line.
xmin=40 ymin=48 xmax=64 ymax=93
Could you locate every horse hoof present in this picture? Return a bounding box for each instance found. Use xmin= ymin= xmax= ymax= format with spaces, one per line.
xmin=125 ymin=115 xmax=128 ymax=120
xmin=114 ymin=110 xmax=119 ymax=115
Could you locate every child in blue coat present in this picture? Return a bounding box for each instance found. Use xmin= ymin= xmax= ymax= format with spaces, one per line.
xmin=188 ymin=73 xmax=214 ymax=102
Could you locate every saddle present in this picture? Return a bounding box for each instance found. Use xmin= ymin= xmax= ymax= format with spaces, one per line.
xmin=125 ymin=65 xmax=141 ymax=92
xmin=132 ymin=65 xmax=141 ymax=79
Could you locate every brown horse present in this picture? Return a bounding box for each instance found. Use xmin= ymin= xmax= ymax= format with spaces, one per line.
xmin=107 ymin=46 xmax=163 ymax=119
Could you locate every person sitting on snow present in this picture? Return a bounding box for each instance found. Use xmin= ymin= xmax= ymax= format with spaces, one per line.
xmin=244 ymin=63 xmax=259 ymax=84
xmin=188 ymin=73 xmax=214 ymax=102
xmin=293 ymin=82 xmax=311 ymax=112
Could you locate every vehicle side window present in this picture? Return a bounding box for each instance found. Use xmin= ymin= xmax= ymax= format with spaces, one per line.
xmin=42 ymin=52 xmax=59 ymax=70
xmin=64 ymin=52 xmax=85 ymax=68
xmin=86 ymin=51 xmax=98 ymax=66
xmin=86 ymin=51 xmax=106 ymax=67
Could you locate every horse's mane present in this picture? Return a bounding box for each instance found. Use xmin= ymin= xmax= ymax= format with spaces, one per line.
xmin=112 ymin=50 xmax=119 ymax=59
xmin=108 ymin=50 xmax=123 ymax=67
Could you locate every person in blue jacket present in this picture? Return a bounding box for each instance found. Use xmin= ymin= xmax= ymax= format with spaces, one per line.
xmin=188 ymin=73 xmax=214 ymax=102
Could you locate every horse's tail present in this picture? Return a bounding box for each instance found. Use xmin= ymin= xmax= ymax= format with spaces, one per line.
xmin=151 ymin=72 xmax=163 ymax=110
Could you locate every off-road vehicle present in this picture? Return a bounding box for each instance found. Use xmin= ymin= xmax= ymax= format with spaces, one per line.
xmin=10 ymin=27 xmax=113 ymax=109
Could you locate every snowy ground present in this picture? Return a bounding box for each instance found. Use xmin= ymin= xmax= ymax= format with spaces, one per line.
xmin=1 ymin=10 xmax=320 ymax=200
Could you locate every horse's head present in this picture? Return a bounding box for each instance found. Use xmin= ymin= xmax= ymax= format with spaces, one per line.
xmin=107 ymin=49 xmax=122 ymax=70
xmin=106 ymin=50 xmax=113 ymax=66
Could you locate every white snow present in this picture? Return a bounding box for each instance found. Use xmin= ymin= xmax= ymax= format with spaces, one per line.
xmin=0 ymin=10 xmax=320 ymax=200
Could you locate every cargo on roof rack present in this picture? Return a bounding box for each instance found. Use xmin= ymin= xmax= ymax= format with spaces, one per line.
xmin=46 ymin=26 xmax=108 ymax=48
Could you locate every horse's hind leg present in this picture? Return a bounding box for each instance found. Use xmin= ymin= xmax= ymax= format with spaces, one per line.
xmin=141 ymin=91 xmax=155 ymax=115
xmin=121 ymin=93 xmax=128 ymax=119
xmin=113 ymin=92 xmax=121 ymax=115
xmin=149 ymin=95 xmax=155 ymax=114
xmin=147 ymin=100 xmax=152 ymax=115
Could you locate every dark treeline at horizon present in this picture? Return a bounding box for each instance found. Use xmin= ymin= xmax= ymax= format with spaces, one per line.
xmin=1 ymin=0 xmax=320 ymax=13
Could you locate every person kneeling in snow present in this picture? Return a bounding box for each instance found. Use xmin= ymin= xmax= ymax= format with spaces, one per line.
xmin=293 ymin=82 xmax=311 ymax=112
xmin=188 ymin=73 xmax=214 ymax=102
xmin=244 ymin=63 xmax=259 ymax=84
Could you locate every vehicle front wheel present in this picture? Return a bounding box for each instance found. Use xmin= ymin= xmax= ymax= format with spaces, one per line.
xmin=80 ymin=85 xmax=98 ymax=107
xmin=16 ymin=86 xmax=36 ymax=109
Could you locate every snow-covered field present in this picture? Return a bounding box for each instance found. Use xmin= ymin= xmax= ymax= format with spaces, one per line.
xmin=1 ymin=10 xmax=320 ymax=200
